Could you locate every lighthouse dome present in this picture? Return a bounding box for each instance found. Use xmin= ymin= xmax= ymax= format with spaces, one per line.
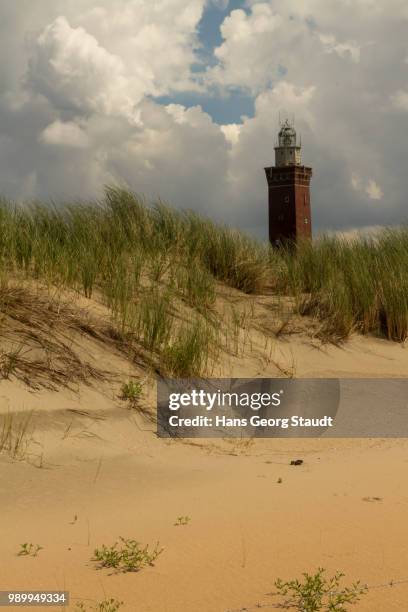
xmin=278 ymin=119 xmax=297 ymax=146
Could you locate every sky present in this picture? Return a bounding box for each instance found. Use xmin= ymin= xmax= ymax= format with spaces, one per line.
xmin=0 ymin=0 xmax=408 ymax=240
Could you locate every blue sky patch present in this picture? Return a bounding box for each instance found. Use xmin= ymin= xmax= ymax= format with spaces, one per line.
xmin=153 ymin=0 xmax=253 ymax=125
xmin=154 ymin=90 xmax=254 ymax=125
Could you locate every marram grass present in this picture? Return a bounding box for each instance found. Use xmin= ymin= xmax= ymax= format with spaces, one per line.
xmin=0 ymin=186 xmax=407 ymax=386
xmin=281 ymin=229 xmax=408 ymax=342
xmin=0 ymin=187 xmax=274 ymax=377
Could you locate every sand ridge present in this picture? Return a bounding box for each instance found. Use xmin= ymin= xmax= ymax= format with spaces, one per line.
xmin=1 ymin=285 xmax=408 ymax=611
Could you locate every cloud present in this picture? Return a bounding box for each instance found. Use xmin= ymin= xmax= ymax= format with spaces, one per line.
xmin=351 ymin=174 xmax=383 ymax=201
xmin=206 ymin=2 xmax=367 ymax=93
xmin=391 ymin=89 xmax=408 ymax=111
xmin=220 ymin=123 xmax=241 ymax=145
xmin=326 ymin=225 xmax=386 ymax=241
xmin=165 ymin=104 xmax=190 ymax=125
xmin=76 ymin=0 xmax=205 ymax=96
xmin=40 ymin=120 xmax=89 ymax=148
xmin=318 ymin=33 xmax=360 ymax=63
xmin=207 ymin=5 xmax=284 ymax=92
xmin=254 ymin=82 xmax=316 ymax=128
xmin=0 ymin=0 xmax=407 ymax=239
xmin=27 ymin=16 xmax=143 ymax=125
xmin=365 ymin=180 xmax=383 ymax=201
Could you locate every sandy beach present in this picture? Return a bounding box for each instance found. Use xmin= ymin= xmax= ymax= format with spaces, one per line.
xmin=1 ymin=313 xmax=408 ymax=611
xmin=2 ymin=1 xmax=408 ymax=609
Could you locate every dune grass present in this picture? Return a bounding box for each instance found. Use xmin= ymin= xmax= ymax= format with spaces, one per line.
xmin=0 ymin=188 xmax=271 ymax=297
xmin=0 ymin=187 xmax=406 ymax=386
xmin=0 ymin=188 xmax=272 ymax=378
xmin=0 ymin=411 xmax=33 ymax=461
xmin=0 ymin=284 xmax=111 ymax=389
xmin=281 ymin=230 xmax=408 ymax=342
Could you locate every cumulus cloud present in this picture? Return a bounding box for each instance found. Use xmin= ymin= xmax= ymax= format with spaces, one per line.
xmin=0 ymin=1 xmax=213 ymax=201
xmin=220 ymin=123 xmax=241 ymax=146
xmin=0 ymin=0 xmax=407 ymax=238
xmin=254 ymin=82 xmax=316 ymax=128
xmin=76 ymin=0 xmax=204 ymax=96
xmin=207 ymin=5 xmax=284 ymax=92
xmin=40 ymin=120 xmax=89 ymax=148
xmin=206 ymin=1 xmax=368 ymax=94
xmin=202 ymin=0 xmax=408 ymax=232
xmin=27 ymin=16 xmax=143 ymax=125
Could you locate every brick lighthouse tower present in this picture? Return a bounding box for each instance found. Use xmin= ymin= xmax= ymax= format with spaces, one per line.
xmin=264 ymin=118 xmax=312 ymax=246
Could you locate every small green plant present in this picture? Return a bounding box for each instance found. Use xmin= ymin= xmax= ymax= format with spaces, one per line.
xmin=18 ymin=543 xmax=43 ymax=557
xmin=274 ymin=568 xmax=368 ymax=611
xmin=174 ymin=515 xmax=190 ymax=526
xmin=92 ymin=537 xmax=163 ymax=573
xmin=75 ymin=599 xmax=123 ymax=612
xmin=120 ymin=380 xmax=143 ymax=405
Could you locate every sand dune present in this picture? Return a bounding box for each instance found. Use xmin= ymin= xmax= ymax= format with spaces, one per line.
xmin=1 ymin=287 xmax=408 ymax=611
xmin=1 ymin=400 xmax=408 ymax=611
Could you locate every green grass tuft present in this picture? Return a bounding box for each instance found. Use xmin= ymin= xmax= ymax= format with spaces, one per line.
xmin=92 ymin=537 xmax=163 ymax=573
xmin=274 ymin=567 xmax=368 ymax=611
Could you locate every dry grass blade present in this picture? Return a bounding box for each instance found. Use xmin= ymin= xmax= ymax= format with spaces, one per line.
xmin=0 ymin=285 xmax=113 ymax=390
xmin=0 ymin=411 xmax=33 ymax=461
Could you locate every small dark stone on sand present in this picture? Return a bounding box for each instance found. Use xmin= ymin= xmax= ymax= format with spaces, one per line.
xmin=290 ymin=459 xmax=303 ymax=466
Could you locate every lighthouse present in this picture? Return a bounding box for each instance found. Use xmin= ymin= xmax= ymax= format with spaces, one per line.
xmin=264 ymin=118 xmax=312 ymax=246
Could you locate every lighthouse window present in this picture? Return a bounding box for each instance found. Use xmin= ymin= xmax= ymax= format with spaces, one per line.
xmin=304 ymin=218 xmax=309 ymax=224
